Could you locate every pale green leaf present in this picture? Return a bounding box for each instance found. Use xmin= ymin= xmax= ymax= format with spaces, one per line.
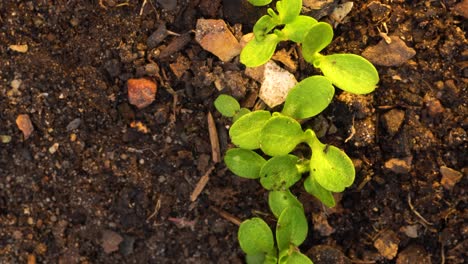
xmin=269 ymin=190 xmax=303 ymax=218
xmin=241 ymin=34 xmax=280 ymax=68
xmin=259 ymin=115 xmax=303 ymax=156
xmin=276 ymin=0 xmax=302 ymax=24
xmin=276 ymin=206 xmax=308 ymax=251
xmin=315 ymin=54 xmax=379 ymax=94
xmin=282 ymin=16 xmax=317 ymax=43
xmin=286 ymin=251 xmax=314 ymax=264
xmin=254 ymin=15 xmax=277 ymax=41
xmin=239 ymin=218 xmax=275 ymax=255
xmin=230 ymin=110 xmax=271 ymax=149
xmin=302 ymin=22 xmax=333 ymax=63
xmin=304 ymin=175 xmax=335 ymax=207
xmin=282 ymin=76 xmax=335 ymax=119
xmin=225 ymin=148 xmax=267 ymax=179
xmin=248 ymin=0 xmax=273 ymax=6
xmin=260 ymin=155 xmax=301 ymax=191
xmin=214 ymin=94 xmax=240 ymax=117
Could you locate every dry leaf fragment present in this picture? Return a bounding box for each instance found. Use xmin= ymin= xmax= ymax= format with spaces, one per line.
xmin=16 ymin=114 xmax=34 ymax=139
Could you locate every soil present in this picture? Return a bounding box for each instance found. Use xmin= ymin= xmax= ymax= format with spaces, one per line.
xmin=0 ymin=0 xmax=466 ymax=263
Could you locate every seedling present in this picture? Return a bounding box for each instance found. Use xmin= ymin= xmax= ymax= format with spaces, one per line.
xmin=241 ymin=0 xmax=379 ymax=94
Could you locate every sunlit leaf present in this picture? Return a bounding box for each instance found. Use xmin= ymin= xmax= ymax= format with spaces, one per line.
xmin=254 ymin=15 xmax=277 ymax=41
xmin=286 ymin=251 xmax=314 ymax=264
xmin=276 ymin=0 xmax=302 ymax=24
xmin=214 ymin=94 xmax=240 ymax=117
xmin=304 ymin=175 xmax=335 ymax=207
xmin=315 ymin=54 xmax=379 ymax=94
xmin=230 ymin=111 xmax=271 ymax=149
xmin=282 ymin=76 xmax=334 ymax=119
xmin=248 ymin=0 xmax=273 ymax=6
xmin=282 ymin=16 xmax=317 ymax=43
xmin=225 ymin=148 xmax=267 ymax=179
xmin=276 ymin=206 xmax=308 ymax=251
xmin=239 ymin=218 xmax=275 ymax=255
xmin=269 ymin=190 xmax=303 ymax=218
xmin=302 ymin=22 xmax=333 ymax=63
xmin=241 ymin=34 xmax=280 ymax=68
xmin=259 ymin=114 xmax=303 ymax=156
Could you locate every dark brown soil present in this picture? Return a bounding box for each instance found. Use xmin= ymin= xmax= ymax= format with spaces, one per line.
xmin=0 ymin=0 xmax=466 ymax=263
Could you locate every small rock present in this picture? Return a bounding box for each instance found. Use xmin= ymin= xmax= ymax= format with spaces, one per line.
xmin=400 ymin=224 xmax=419 ymax=238
xmin=362 ymin=36 xmax=416 ymax=66
xmin=452 ymin=0 xmax=468 ymax=19
xmin=259 ymin=61 xmax=298 ymax=108
xmin=381 ymin=109 xmax=405 ymax=136
xmin=0 ymin=135 xmax=12 ymax=143
xmin=396 ymin=244 xmax=431 ymax=264
xmin=374 ymin=230 xmax=400 ymax=260
xmin=424 ymin=96 xmax=444 ymax=118
xmin=384 ymin=157 xmax=412 ymax=174
xmin=158 ymin=33 xmax=192 ymax=60
xmin=303 ymin=0 xmax=334 ymax=10
xmin=147 ymin=23 xmax=168 ymax=49
xmin=101 ymin=230 xmax=124 ymax=254
xmin=48 ymin=143 xmax=60 ymax=154
xmin=16 ymin=114 xmax=34 ymax=139
xmin=307 ymin=245 xmax=351 ymax=264
xmin=195 ymin=19 xmax=242 ymax=62
xmin=330 ymin=2 xmax=354 ymax=25
xmin=127 ymin=78 xmax=157 ymax=109
xmin=9 ymin=44 xmax=28 ymax=53
xmin=66 ymin=118 xmax=81 ymax=131
xmin=367 ymin=1 xmax=392 ymax=22
xmin=440 ymin=166 xmax=463 ymax=190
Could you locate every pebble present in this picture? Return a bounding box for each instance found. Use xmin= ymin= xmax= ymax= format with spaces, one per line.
xmin=400 ymin=224 xmax=419 ymax=238
xmin=374 ymin=230 xmax=400 ymax=260
xmin=440 ymin=166 xmax=463 ymax=190
xmin=396 ymin=244 xmax=431 ymax=264
xmin=384 ymin=157 xmax=412 ymax=174
xmin=66 ymin=118 xmax=81 ymax=131
xmin=16 ymin=114 xmax=34 ymax=139
xmin=101 ymin=230 xmax=124 ymax=254
xmin=330 ymin=2 xmax=354 ymax=25
xmin=259 ymin=61 xmax=298 ymax=108
xmin=424 ymin=96 xmax=444 ymax=117
xmin=9 ymin=44 xmax=28 ymax=53
xmin=381 ymin=109 xmax=405 ymax=136
xmin=195 ymin=19 xmax=242 ymax=62
xmin=48 ymin=143 xmax=59 ymax=154
xmin=127 ymin=78 xmax=157 ymax=109
xmin=147 ymin=23 xmax=168 ymax=49
xmin=362 ymin=36 xmax=416 ymax=66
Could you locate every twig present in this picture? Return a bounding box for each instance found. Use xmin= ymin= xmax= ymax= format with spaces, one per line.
xmin=345 ymin=115 xmax=356 ymax=143
xmin=207 ymin=112 xmax=221 ymax=163
xmin=146 ymin=196 xmax=161 ymax=221
xmin=190 ymin=164 xmax=215 ymax=202
xmin=407 ymin=193 xmax=434 ymax=226
xmin=210 ymin=206 xmax=241 ymax=226
xmin=139 ymin=0 xmax=147 ymax=15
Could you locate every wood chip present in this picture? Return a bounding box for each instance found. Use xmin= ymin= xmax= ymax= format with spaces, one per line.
xmin=190 ymin=164 xmax=215 ymax=202
xmin=210 ymin=206 xmax=241 ymax=226
xmin=207 ymin=112 xmax=221 ymax=163
xmin=9 ymin=44 xmax=28 ymax=53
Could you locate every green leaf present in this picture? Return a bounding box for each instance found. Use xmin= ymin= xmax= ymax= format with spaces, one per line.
xmin=233 ymin=108 xmax=251 ymax=122
xmin=276 ymin=0 xmax=302 ymax=24
xmin=286 ymin=251 xmax=314 ymax=264
xmin=304 ymin=175 xmax=336 ymax=207
xmin=259 ymin=114 xmax=303 ymax=156
xmin=282 ymin=16 xmax=317 ymax=43
xmin=282 ymin=76 xmax=335 ymax=119
xmin=214 ymin=94 xmax=240 ymax=117
xmin=314 ymin=54 xmax=379 ymax=94
xmin=254 ymin=15 xmax=277 ymax=41
xmin=269 ymin=190 xmax=303 ymax=218
xmin=239 ymin=217 xmax=275 ymax=255
xmin=260 ymin=155 xmax=301 ymax=191
xmin=307 ymin=132 xmax=355 ymax=192
xmin=230 ymin=110 xmax=271 ymax=149
xmin=241 ymin=34 xmax=280 ymax=68
xmin=246 ymin=253 xmax=266 ymax=264
xmin=248 ymin=0 xmax=273 ymax=6
xmin=276 ymin=206 xmax=308 ymax=251
xmin=302 ymin=22 xmax=333 ymax=63
xmin=225 ymin=148 xmax=267 ymax=179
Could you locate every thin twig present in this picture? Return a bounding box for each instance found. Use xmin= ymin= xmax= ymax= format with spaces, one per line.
xmin=407 ymin=193 xmax=434 ymax=226
xmin=207 ymin=112 xmax=221 ymax=163
xmin=210 ymin=206 xmax=241 ymax=226
xmin=190 ymin=164 xmax=215 ymax=202
xmin=139 ymin=0 xmax=147 ymax=15
xmin=146 ymin=196 xmax=161 ymax=221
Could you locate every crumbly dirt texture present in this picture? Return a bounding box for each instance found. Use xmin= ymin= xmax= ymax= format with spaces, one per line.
xmin=0 ymin=0 xmax=466 ymax=263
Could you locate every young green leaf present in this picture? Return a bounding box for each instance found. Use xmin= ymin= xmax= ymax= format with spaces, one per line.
xmin=245 ymin=253 xmax=266 ymax=264
xmin=307 ymin=131 xmax=355 ymax=192
xmin=286 ymin=251 xmax=314 ymax=264
xmin=239 ymin=217 xmax=275 ymax=255
xmin=225 ymin=148 xmax=267 ymax=179
xmin=314 ymin=54 xmax=379 ymax=94
xmin=233 ymin=108 xmax=251 ymax=122
xmin=276 ymin=0 xmax=302 ymax=24
xmin=304 ymin=175 xmax=336 ymax=207
xmin=214 ymin=94 xmax=240 ymax=117
xmin=282 ymin=16 xmax=317 ymax=43
xmin=259 ymin=114 xmax=303 ymax=156
xmin=302 ymin=22 xmax=333 ymax=63
xmin=241 ymin=34 xmax=280 ymax=68
xmin=282 ymin=76 xmax=335 ymax=119
xmin=276 ymin=206 xmax=308 ymax=251
xmin=260 ymin=155 xmax=301 ymax=191
xmin=229 ymin=110 xmax=271 ymax=149
xmin=254 ymin=15 xmax=277 ymax=41
xmin=248 ymin=0 xmax=273 ymax=6
xmin=269 ymin=190 xmax=303 ymax=218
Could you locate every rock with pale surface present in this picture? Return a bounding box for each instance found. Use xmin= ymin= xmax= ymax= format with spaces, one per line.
xmin=195 ymin=19 xmax=241 ymax=62
xmin=259 ymin=61 xmax=298 ymax=108
xmin=362 ymin=36 xmax=416 ymax=66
